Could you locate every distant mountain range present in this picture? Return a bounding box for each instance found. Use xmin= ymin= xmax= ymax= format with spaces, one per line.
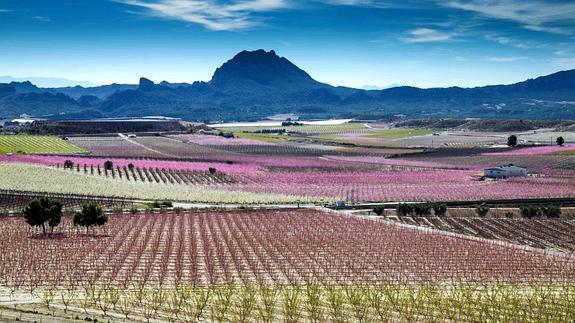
xmin=0 ymin=76 xmax=97 ymax=88
xmin=1 ymin=49 xmax=575 ymax=121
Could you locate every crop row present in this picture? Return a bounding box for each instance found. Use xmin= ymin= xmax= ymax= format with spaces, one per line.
xmin=0 ymin=163 xmax=311 ymax=204
xmin=7 ymin=282 xmax=575 ymax=322
xmin=0 ymin=190 xmax=134 ymax=212
xmin=402 ymin=154 xmax=575 ymax=176
xmin=391 ymin=215 xmax=575 ymax=252
xmin=61 ymin=164 xmax=237 ymax=185
xmin=1 ymin=209 xmax=573 ymax=290
xmin=483 ymin=145 xmax=575 ymax=156
xmin=5 ymin=155 xmax=575 ymax=202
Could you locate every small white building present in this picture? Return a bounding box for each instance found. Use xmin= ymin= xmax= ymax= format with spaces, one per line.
xmin=484 ymin=164 xmax=527 ymax=179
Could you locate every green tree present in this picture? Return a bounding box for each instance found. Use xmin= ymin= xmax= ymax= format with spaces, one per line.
xmin=104 ymin=160 xmax=114 ymax=170
xmin=413 ymin=203 xmax=432 ymax=217
xmin=432 ymin=203 xmax=448 ymax=216
xmin=539 ymin=205 xmax=561 ymax=219
xmin=475 ymin=204 xmax=490 ymax=217
xmin=74 ymin=202 xmax=108 ymax=234
xmin=372 ymin=206 xmax=385 ymax=216
xmin=556 ymin=136 xmax=565 ymax=146
xmin=507 ymin=135 xmax=518 ymax=147
xmin=396 ymin=203 xmax=414 ymax=217
xmin=519 ymin=205 xmax=540 ymax=219
xmin=22 ymin=197 xmax=63 ymax=235
xmin=63 ymin=160 xmax=74 ymax=169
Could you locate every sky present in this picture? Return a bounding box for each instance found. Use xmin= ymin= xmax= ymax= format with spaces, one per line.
xmin=0 ymin=0 xmax=574 ymax=88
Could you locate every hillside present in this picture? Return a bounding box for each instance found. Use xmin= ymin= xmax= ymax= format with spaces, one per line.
xmin=1 ymin=50 xmax=574 ymax=121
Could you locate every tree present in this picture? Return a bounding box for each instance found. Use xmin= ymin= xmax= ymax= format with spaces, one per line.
xmin=475 ymin=204 xmax=490 ymax=217
xmin=22 ymin=197 xmax=63 ymax=235
xmin=372 ymin=206 xmax=385 ymax=216
xmin=104 ymin=160 xmax=114 ymax=171
xmin=396 ymin=203 xmax=414 ymax=216
xmin=63 ymin=160 xmax=74 ymax=169
xmin=209 ymin=167 xmax=217 ymax=175
xmin=540 ymin=205 xmax=561 ymax=218
xmin=74 ymin=202 xmax=108 ymax=234
xmin=413 ymin=203 xmax=432 ymax=217
xmin=519 ymin=205 xmax=540 ymax=219
xmin=432 ymin=203 xmax=448 ymax=216
xmin=556 ymin=136 xmax=565 ymax=146
xmin=507 ymin=135 xmax=518 ymax=147
xmin=127 ymin=163 xmax=135 ymax=170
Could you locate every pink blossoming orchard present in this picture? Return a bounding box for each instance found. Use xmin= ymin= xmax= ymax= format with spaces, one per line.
xmin=1 ymin=125 xmax=575 ymax=322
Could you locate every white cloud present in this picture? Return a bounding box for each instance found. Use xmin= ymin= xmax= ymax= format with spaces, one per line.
xmin=487 ymin=56 xmax=527 ymax=62
xmin=117 ymin=0 xmax=288 ymax=31
xmin=34 ymin=16 xmax=51 ymax=22
xmin=553 ymin=57 xmax=575 ymax=69
xmin=318 ymin=0 xmax=392 ymax=8
xmin=443 ymin=0 xmax=575 ymax=35
xmin=400 ymin=28 xmax=452 ymax=43
xmin=484 ymin=34 xmax=549 ymax=49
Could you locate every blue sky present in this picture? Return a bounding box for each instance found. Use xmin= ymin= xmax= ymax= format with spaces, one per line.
xmin=0 ymin=0 xmax=574 ymax=88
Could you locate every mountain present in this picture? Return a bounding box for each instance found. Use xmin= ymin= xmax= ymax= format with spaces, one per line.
xmin=210 ymin=49 xmax=320 ymax=88
xmin=1 ymin=50 xmax=574 ymax=121
xmin=44 ymin=83 xmax=139 ymax=99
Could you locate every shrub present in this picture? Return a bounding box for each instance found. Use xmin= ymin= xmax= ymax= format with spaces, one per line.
xmin=504 ymin=211 xmax=514 ymax=218
xmin=209 ymin=167 xmax=217 ymax=175
xmin=556 ymin=136 xmax=564 ymax=146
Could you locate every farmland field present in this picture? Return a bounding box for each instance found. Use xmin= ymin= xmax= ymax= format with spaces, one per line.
xmin=0 ymin=135 xmax=86 ymax=154
xmin=1 ymin=209 xmax=575 ymax=322
xmin=213 ymin=122 xmax=368 ymax=134
xmin=2 ymin=122 xmax=575 ymax=322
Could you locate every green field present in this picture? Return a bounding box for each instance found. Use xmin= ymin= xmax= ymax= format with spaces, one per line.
xmin=366 ymin=128 xmax=433 ymax=139
xmin=0 ymin=135 xmax=86 ymax=154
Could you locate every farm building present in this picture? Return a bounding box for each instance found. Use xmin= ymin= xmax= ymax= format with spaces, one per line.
xmin=484 ymin=164 xmax=527 ymax=179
